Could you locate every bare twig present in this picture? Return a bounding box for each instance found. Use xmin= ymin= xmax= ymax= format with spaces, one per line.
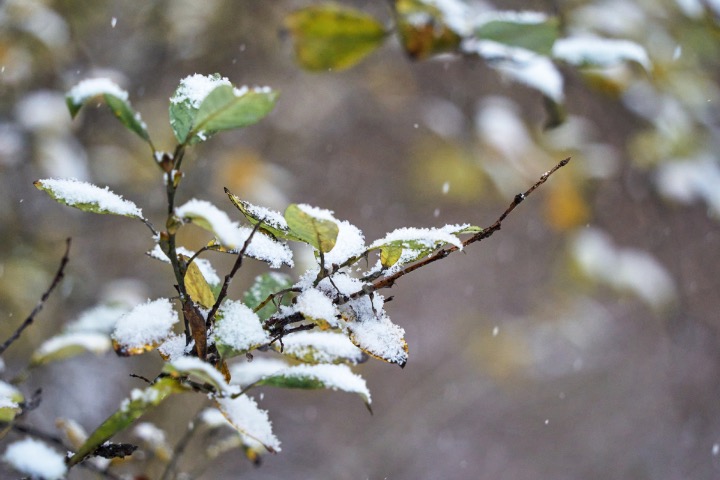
xmin=0 ymin=238 xmax=71 ymax=356
xmin=206 ymin=222 xmax=263 ymax=326
xmin=339 ymin=158 xmax=571 ymax=304
xmin=252 ymin=287 xmax=301 ymax=315
xmin=160 ymin=407 xmax=204 ymax=480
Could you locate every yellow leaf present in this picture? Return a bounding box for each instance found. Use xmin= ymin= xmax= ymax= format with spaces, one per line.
xmin=184 ymin=257 xmax=216 ymax=309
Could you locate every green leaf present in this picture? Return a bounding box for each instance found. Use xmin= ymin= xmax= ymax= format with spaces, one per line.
xmin=169 ymin=73 xmax=226 ymax=144
xmin=285 ymin=4 xmax=387 ymax=71
xmin=188 ymin=86 xmax=278 ymax=143
xmin=66 ymin=78 xmax=151 ymax=144
xmin=475 ymin=17 xmax=560 ymax=56
xmin=34 ymin=178 xmax=144 ymax=219
xmin=67 ymin=378 xmax=184 ymax=467
xmin=243 ymin=273 xmax=294 ymax=321
xmin=225 ymin=188 xmax=293 ymax=240
xmin=284 ymin=204 xmax=339 ymax=253
xmin=256 ymin=364 xmax=371 ymax=410
xmin=394 ymin=0 xmax=462 ymax=59
xmin=30 ymin=332 xmax=111 ymax=366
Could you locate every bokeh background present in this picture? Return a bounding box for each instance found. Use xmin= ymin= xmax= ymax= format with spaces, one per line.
xmin=2 ymin=0 xmax=720 ymax=478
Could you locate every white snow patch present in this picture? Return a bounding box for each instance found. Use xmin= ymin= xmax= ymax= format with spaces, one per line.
xmin=169 ymin=357 xmax=235 ymax=395
xmin=463 ymin=39 xmax=564 ymax=102
xmin=157 ymin=333 xmax=189 ymax=361
xmin=553 ymin=37 xmax=650 ymax=70
xmin=67 ymin=77 xmax=128 ymax=104
xmin=133 ymin=422 xmax=167 ymax=446
xmin=347 ymin=313 xmax=408 ymax=366
xmin=655 ymin=155 xmax=720 ymax=217
xmin=66 ymin=303 xmax=130 ymax=334
xmin=212 ymin=300 xmax=270 ymax=352
xmin=324 ymin=220 xmax=366 ymax=267
xmin=295 ymin=288 xmax=339 ymax=326
xmin=241 ymin=201 xmax=288 ymax=231
xmin=216 ymin=395 xmax=281 ymax=452
xmin=34 ymin=332 xmax=111 ymax=358
xmin=175 ymin=199 xmax=292 ymax=267
xmin=572 ymin=228 xmax=676 ymax=308
xmin=474 ymin=10 xmax=549 ymax=27
xmin=0 ymin=381 xmax=21 ymax=409
xmin=280 ymin=330 xmax=365 ymax=364
xmin=36 ymin=178 xmax=143 ymax=217
xmin=276 ymin=364 xmax=370 ymax=402
xmin=2 ymin=438 xmax=67 ymax=480
xmin=370 ymin=225 xmax=464 ymax=250
xmin=229 ymin=358 xmax=289 ymax=386
xmin=170 ymin=73 xmax=231 ymax=108
xmin=111 ymin=298 xmax=178 ymax=350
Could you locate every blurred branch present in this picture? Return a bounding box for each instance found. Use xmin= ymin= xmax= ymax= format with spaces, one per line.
xmin=0 ymin=238 xmax=71 ymax=356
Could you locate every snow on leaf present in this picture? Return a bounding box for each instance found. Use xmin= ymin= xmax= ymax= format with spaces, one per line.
xmin=243 ymin=272 xmax=294 ymax=321
xmin=571 ymin=228 xmax=676 ymax=308
xmin=157 ymin=333 xmax=190 ymax=361
xmin=0 ymin=381 xmax=23 ymax=422
xmin=212 ymin=300 xmax=270 ymax=358
xmin=285 ymin=4 xmax=386 ymax=71
xmin=324 ymin=219 xmax=366 ymax=268
xmin=164 ymin=357 xmax=237 ymax=396
xmin=216 ymin=395 xmax=281 ymax=453
xmin=272 ymin=330 xmax=367 ymax=365
xmin=225 ymin=189 xmax=291 ymax=239
xmin=473 ymin=11 xmax=559 ymax=55
xmin=67 ymin=377 xmax=184 ymax=467
xmin=317 ymin=274 xmax=408 ymax=366
xmin=175 ymin=199 xmax=293 ymax=267
xmin=34 ymin=178 xmax=143 ymax=218
xmin=2 ymin=438 xmax=67 ymax=480
xmin=169 ymin=73 xmax=231 ymax=143
xmin=229 ymin=358 xmax=289 ymax=387
xmin=133 ymin=423 xmax=171 ymax=462
xmin=111 ymin=299 xmax=179 ymax=356
xmin=553 ymin=36 xmax=651 ymax=70
xmin=257 ymin=364 xmax=371 ymax=408
xmin=462 ymin=39 xmax=564 ymax=102
xmin=294 ymin=288 xmax=339 ymax=328
xmin=66 ymin=78 xmax=150 ymax=143
xmin=369 ymin=224 xmax=466 ymax=271
xmin=285 ymin=203 xmax=339 ymax=253
xmin=31 ymin=332 xmax=111 ymax=366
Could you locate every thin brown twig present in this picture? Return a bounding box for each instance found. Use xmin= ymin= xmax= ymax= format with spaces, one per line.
xmin=206 ymin=222 xmax=263 ymax=326
xmin=0 ymin=238 xmax=71 ymax=356
xmin=339 ymin=157 xmax=571 ymax=304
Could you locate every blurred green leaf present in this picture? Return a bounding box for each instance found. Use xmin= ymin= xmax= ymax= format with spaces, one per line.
xmin=67 ymin=378 xmax=184 ymax=467
xmin=0 ymin=382 xmax=24 ymax=423
xmin=394 ymin=0 xmax=461 ymax=59
xmin=66 ymin=79 xmax=151 ymax=144
xmin=285 ymin=4 xmax=387 ymax=71
xmin=243 ymin=273 xmax=294 ymax=321
xmin=30 ymin=332 xmax=111 ymax=366
xmin=475 ymin=18 xmax=560 ymax=56
xmin=284 ymin=204 xmax=339 ymax=252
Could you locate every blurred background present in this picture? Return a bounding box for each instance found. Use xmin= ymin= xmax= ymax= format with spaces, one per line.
xmin=1 ymin=0 xmax=720 ymax=478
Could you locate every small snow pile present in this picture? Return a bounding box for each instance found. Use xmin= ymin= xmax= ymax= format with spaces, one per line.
xmin=2 ymin=438 xmax=67 ymax=480
xmin=170 ymin=73 xmax=232 ymax=108
xmin=279 ymin=331 xmax=366 ymax=365
xmin=67 ymin=77 xmax=129 ymax=103
xmin=295 ymin=204 xmax=366 ymax=267
xmin=35 ymin=178 xmax=143 ymax=217
xmin=212 ymin=300 xmax=270 ymax=353
xmin=216 ymin=395 xmax=281 ymax=452
xmin=553 ymin=37 xmax=650 ymax=70
xmin=242 ymin=200 xmax=288 ymax=231
xmin=276 ymin=364 xmax=371 ymax=403
xmin=230 ymin=358 xmax=289 ymax=386
xmin=167 ymin=357 xmax=237 ymax=395
xmin=294 ymin=288 xmax=339 ymax=327
xmin=175 ymin=199 xmax=293 ymax=267
xmin=111 ymin=298 xmax=178 ymax=351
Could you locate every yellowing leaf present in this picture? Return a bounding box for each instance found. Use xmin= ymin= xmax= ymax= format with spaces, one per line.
xmin=284 ymin=204 xmax=339 ymax=253
xmin=183 ymin=257 xmax=216 ymax=309
xmin=544 ymin=176 xmax=589 ymax=231
xmin=395 ymin=0 xmax=461 ymax=60
xmin=285 ymin=5 xmax=387 ymax=71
